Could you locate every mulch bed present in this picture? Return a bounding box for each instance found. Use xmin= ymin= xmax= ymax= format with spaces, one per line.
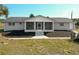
xmin=45 ymin=31 xmax=72 ymax=37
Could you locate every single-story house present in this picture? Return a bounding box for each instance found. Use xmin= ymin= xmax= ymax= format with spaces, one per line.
xmin=3 ymin=15 xmax=75 ymax=36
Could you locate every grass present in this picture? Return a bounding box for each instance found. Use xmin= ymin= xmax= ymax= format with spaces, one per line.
xmin=75 ymin=29 xmax=79 ymax=32
xmin=74 ymin=26 xmax=79 ymax=32
xmin=0 ymin=22 xmax=3 ymax=29
xmin=1 ymin=39 xmax=79 ymax=55
xmin=0 ymin=22 xmax=79 ymax=55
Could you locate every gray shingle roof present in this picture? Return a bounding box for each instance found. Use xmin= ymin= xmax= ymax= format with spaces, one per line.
xmin=4 ymin=16 xmax=73 ymax=22
xmin=4 ymin=16 xmax=54 ymax=22
xmin=4 ymin=17 xmax=28 ymax=22
xmin=52 ymin=18 xmax=73 ymax=22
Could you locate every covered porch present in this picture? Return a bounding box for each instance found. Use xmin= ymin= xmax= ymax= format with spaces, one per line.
xmin=24 ymin=15 xmax=54 ymax=36
xmin=24 ymin=21 xmax=54 ymax=36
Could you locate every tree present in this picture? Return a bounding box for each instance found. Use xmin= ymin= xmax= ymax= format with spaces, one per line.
xmin=29 ymin=14 xmax=34 ymax=18
xmin=47 ymin=16 xmax=49 ymax=18
xmin=75 ymin=18 xmax=79 ymax=26
xmin=72 ymin=18 xmax=77 ymax=22
xmin=0 ymin=4 xmax=8 ymax=18
xmin=0 ymin=4 xmax=3 ymax=16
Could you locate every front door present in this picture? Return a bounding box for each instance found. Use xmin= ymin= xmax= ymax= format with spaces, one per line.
xmin=36 ymin=22 xmax=44 ymax=36
xmin=36 ymin=22 xmax=43 ymax=30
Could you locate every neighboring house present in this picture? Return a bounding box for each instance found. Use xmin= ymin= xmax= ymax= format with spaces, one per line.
xmin=3 ymin=15 xmax=75 ymax=36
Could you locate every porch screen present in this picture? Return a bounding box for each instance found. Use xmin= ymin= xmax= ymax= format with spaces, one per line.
xmin=26 ymin=22 xmax=34 ymax=30
xmin=45 ymin=22 xmax=52 ymax=30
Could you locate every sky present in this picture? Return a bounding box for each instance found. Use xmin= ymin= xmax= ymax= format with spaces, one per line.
xmin=4 ymin=4 xmax=79 ymax=18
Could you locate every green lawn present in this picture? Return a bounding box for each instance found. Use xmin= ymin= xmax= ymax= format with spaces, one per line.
xmin=0 ymin=39 xmax=79 ymax=55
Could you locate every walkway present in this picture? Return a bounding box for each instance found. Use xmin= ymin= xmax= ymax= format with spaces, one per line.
xmin=8 ymin=36 xmax=71 ymax=40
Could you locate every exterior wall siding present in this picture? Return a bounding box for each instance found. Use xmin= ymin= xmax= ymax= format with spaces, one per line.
xmin=54 ymin=22 xmax=73 ymax=30
xmin=69 ymin=22 xmax=73 ymax=30
xmin=4 ymin=22 xmax=24 ymax=31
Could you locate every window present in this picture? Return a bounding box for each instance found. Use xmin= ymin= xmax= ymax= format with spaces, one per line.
xmin=8 ymin=22 xmax=11 ymax=26
xmin=8 ymin=22 xmax=15 ymax=26
xmin=19 ymin=22 xmax=22 ymax=24
xmin=45 ymin=22 xmax=52 ymax=30
xmin=26 ymin=22 xmax=34 ymax=30
xmin=12 ymin=22 xmax=15 ymax=25
xmin=60 ymin=23 xmax=64 ymax=26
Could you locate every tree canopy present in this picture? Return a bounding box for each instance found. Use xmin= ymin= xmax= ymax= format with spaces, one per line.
xmin=0 ymin=4 xmax=9 ymax=18
xmin=29 ymin=14 xmax=34 ymax=18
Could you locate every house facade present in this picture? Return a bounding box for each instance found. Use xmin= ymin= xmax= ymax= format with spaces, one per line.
xmin=3 ymin=15 xmax=75 ymax=36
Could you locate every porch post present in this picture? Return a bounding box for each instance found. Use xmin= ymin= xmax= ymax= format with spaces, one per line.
xmin=34 ymin=22 xmax=36 ymax=30
xmin=53 ymin=21 xmax=54 ymax=32
xmin=43 ymin=22 xmax=45 ymax=30
xmin=24 ymin=21 xmax=26 ymax=32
